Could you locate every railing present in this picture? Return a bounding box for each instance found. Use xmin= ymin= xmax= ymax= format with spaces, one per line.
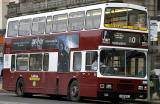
xmin=7 ymin=0 xmax=105 ymax=18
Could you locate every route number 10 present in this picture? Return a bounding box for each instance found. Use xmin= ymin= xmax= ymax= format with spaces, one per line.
xmin=129 ymin=37 xmax=136 ymax=44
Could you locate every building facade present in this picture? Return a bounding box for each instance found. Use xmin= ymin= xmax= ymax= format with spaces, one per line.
xmin=4 ymin=0 xmax=159 ymax=18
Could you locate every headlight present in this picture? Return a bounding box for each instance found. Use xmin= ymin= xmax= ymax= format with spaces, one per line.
xmin=138 ymin=86 xmax=143 ymax=90
xmin=106 ymin=83 xmax=113 ymax=90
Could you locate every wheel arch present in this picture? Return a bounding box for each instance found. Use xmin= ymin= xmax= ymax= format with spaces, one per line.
xmin=16 ymin=77 xmax=25 ymax=91
xmin=67 ymin=78 xmax=79 ymax=96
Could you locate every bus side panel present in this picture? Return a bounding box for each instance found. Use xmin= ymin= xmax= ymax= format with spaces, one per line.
xmin=57 ymin=73 xmax=69 ymax=95
xmin=2 ymin=68 xmax=16 ymax=91
xmin=79 ymin=72 xmax=98 ymax=97
xmin=41 ymin=72 xmax=57 ymax=94
xmin=80 ymin=30 xmax=102 ymax=50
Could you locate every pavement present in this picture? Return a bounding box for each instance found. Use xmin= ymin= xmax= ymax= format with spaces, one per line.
xmin=0 ymin=81 xmax=8 ymax=93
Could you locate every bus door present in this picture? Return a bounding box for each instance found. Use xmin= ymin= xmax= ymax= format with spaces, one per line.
xmin=56 ymin=48 xmax=70 ymax=95
xmin=9 ymin=55 xmax=16 ymax=89
xmin=80 ymin=51 xmax=98 ymax=97
xmin=42 ymin=53 xmax=58 ymax=93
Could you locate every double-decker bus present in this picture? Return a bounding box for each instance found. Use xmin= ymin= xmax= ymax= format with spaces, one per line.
xmin=2 ymin=2 xmax=148 ymax=101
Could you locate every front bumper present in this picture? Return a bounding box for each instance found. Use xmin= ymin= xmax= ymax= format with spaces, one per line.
xmin=97 ymin=91 xmax=147 ymax=99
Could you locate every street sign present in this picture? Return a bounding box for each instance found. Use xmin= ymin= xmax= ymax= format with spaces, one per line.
xmin=150 ymin=20 xmax=158 ymax=41
xmin=158 ymin=22 xmax=160 ymax=32
xmin=0 ymin=36 xmax=3 ymax=44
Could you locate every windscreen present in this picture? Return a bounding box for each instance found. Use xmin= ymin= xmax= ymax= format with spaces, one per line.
xmin=100 ymin=49 xmax=146 ymax=78
xmin=104 ymin=7 xmax=147 ymax=31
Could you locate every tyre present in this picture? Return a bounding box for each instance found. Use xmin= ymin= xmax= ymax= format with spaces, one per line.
xmin=16 ymin=78 xmax=25 ymax=97
xmin=68 ymin=80 xmax=80 ymax=101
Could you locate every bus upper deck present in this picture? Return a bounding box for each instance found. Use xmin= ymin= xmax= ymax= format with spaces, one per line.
xmin=6 ymin=3 xmax=148 ymax=38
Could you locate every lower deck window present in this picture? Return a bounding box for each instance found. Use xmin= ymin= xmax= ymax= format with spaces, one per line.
xmin=43 ymin=53 xmax=49 ymax=71
xmin=73 ymin=52 xmax=82 ymax=71
xmin=29 ymin=54 xmax=42 ymax=71
xmin=100 ymin=49 xmax=146 ymax=78
xmin=86 ymin=51 xmax=98 ymax=71
xmin=16 ymin=54 xmax=28 ymax=71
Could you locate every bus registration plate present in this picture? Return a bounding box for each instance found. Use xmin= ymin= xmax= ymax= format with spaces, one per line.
xmin=119 ymin=94 xmax=130 ymax=99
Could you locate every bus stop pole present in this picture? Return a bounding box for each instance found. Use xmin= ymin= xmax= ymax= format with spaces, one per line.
xmin=147 ymin=50 xmax=151 ymax=103
xmin=147 ymin=19 xmax=151 ymax=103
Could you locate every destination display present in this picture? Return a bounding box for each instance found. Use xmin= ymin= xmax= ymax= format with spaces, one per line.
xmin=102 ymin=31 xmax=148 ymax=47
xmin=12 ymin=34 xmax=79 ymax=51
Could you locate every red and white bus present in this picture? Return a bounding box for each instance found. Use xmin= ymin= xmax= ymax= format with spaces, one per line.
xmin=2 ymin=2 xmax=148 ymax=101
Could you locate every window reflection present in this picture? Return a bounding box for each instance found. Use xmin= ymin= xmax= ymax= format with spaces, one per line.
xmin=29 ymin=54 xmax=42 ymax=71
xmin=100 ymin=49 xmax=146 ymax=78
xmin=16 ymin=54 xmax=29 ymax=71
xmin=104 ymin=8 xmax=147 ymax=29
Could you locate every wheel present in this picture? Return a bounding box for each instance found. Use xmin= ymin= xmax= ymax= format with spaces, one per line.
xmin=16 ymin=78 xmax=25 ymax=97
xmin=68 ymin=80 xmax=80 ymax=101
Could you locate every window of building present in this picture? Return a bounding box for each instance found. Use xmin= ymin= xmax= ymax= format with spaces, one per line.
xmin=68 ymin=11 xmax=85 ymax=31
xmin=46 ymin=16 xmax=53 ymax=34
xmin=158 ymin=0 xmax=160 ymax=11
xmin=7 ymin=20 xmax=19 ymax=37
xmin=32 ymin=17 xmax=46 ymax=35
xmin=85 ymin=9 xmax=101 ymax=30
xmin=16 ymin=54 xmax=28 ymax=71
xmin=73 ymin=52 xmax=82 ymax=71
xmin=11 ymin=55 xmax=15 ymax=71
xmin=86 ymin=51 xmax=98 ymax=71
xmin=43 ymin=53 xmax=49 ymax=71
xmin=53 ymin=14 xmax=68 ymax=33
xmin=29 ymin=54 xmax=42 ymax=71
xmin=19 ymin=18 xmax=32 ymax=36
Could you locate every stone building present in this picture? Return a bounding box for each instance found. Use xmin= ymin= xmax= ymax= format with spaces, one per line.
xmin=4 ymin=0 xmax=160 ymax=18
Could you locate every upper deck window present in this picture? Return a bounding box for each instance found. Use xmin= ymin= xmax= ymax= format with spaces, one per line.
xmin=128 ymin=9 xmax=147 ymax=28
xmin=68 ymin=11 xmax=85 ymax=31
xmin=53 ymin=14 xmax=68 ymax=33
xmin=104 ymin=8 xmax=147 ymax=31
xmin=46 ymin=16 xmax=53 ymax=34
xmin=32 ymin=17 xmax=46 ymax=35
xmin=86 ymin=9 xmax=102 ymax=30
xmin=19 ymin=18 xmax=32 ymax=36
xmin=7 ymin=20 xmax=19 ymax=37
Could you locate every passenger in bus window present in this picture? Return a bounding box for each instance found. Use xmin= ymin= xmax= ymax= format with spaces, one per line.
xmin=92 ymin=54 xmax=105 ymax=71
xmin=91 ymin=58 xmax=98 ymax=71
xmin=91 ymin=53 xmax=99 ymax=71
